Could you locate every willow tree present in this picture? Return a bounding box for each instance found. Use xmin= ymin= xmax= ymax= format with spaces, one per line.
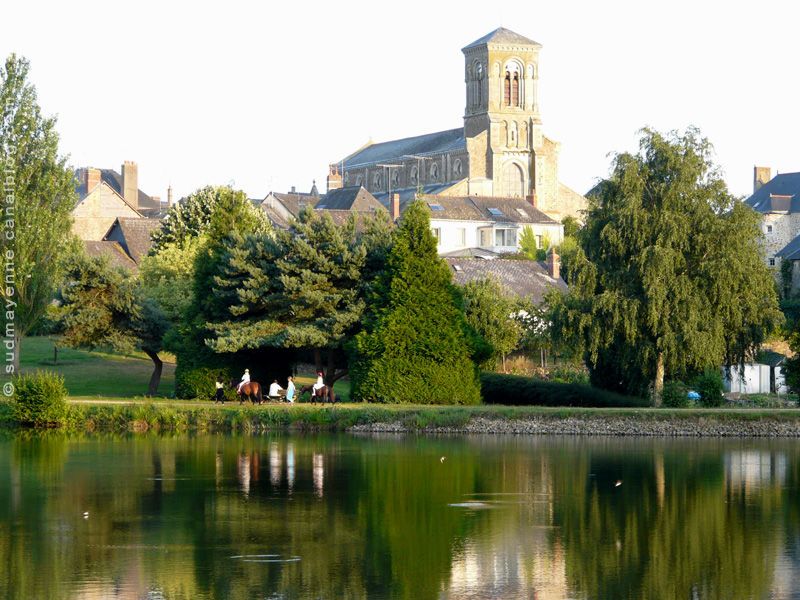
xmin=551 ymin=128 xmax=781 ymax=404
xmin=0 ymin=55 xmax=77 ymax=375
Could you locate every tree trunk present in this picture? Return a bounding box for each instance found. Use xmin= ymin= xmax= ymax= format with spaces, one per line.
xmin=314 ymin=348 xmax=323 ymax=374
xmin=653 ymin=351 xmax=665 ymax=407
xmin=144 ymin=350 xmax=163 ymax=397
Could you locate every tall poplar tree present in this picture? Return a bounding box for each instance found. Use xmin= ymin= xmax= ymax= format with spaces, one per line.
xmin=551 ymin=128 xmax=782 ymax=404
xmin=0 ymin=55 xmax=77 ymax=375
xmin=349 ymin=201 xmax=481 ymax=404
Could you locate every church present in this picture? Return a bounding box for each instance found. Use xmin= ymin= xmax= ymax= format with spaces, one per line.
xmin=327 ymin=27 xmax=587 ymax=222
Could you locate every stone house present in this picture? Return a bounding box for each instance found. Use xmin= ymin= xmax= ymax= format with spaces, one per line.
xmin=83 ymin=216 xmax=161 ymax=270
xmin=73 ymin=161 xmax=164 ymax=241
xmin=745 ymin=167 xmax=800 ymax=290
xmin=329 ymin=28 xmax=588 ymax=223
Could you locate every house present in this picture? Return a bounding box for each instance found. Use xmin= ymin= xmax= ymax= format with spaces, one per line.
xmin=446 ymin=250 xmax=565 ymax=305
xmin=83 ymin=216 xmax=160 ymax=270
xmin=422 ymin=195 xmax=562 ymax=256
xmin=744 ymin=167 xmax=800 ymax=285
xmin=73 ymin=161 xmax=165 ymax=241
xmin=258 ymin=185 xmax=386 ymax=229
xmin=258 ymin=186 xmax=320 ymax=229
xmin=329 ymin=28 xmax=588 ymax=223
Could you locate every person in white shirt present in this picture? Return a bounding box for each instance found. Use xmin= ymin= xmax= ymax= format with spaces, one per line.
xmin=237 ymin=369 xmax=250 ymax=393
xmin=268 ymin=380 xmax=284 ymax=399
xmin=312 ymin=371 xmax=325 ymax=398
xmin=285 ymin=376 xmax=296 ymax=403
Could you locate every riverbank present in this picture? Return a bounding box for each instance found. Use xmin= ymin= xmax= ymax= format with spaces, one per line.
xmin=3 ymin=400 xmax=800 ymax=437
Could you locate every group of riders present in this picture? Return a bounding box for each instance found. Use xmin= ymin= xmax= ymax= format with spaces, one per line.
xmin=214 ymin=368 xmax=327 ymax=403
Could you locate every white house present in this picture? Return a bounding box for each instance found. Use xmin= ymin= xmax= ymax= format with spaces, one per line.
xmin=419 ymin=195 xmax=563 ymax=256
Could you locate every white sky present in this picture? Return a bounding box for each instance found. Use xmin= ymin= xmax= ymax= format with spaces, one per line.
xmin=3 ymin=0 xmax=798 ymax=202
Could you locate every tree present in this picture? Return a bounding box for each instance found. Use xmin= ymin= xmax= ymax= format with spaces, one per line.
xmin=0 ymin=55 xmax=77 ymax=375
xmin=205 ymin=207 xmax=370 ymax=385
xmin=462 ymin=278 xmax=521 ymax=371
xmin=551 ymin=128 xmax=782 ymax=404
xmin=59 ymin=254 xmax=169 ymax=396
xmin=150 ymin=185 xmax=269 ymax=254
xmin=349 ymin=201 xmax=481 ymax=404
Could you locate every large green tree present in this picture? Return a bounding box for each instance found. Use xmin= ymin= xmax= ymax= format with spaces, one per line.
xmin=349 ymin=201 xmax=482 ymax=404
xmin=551 ymin=128 xmax=782 ymax=404
xmin=0 ymin=55 xmax=77 ymax=375
xmin=462 ymin=278 xmax=521 ymax=371
xmin=206 ymin=207 xmax=381 ymax=384
xmin=59 ymin=253 xmax=169 ymax=396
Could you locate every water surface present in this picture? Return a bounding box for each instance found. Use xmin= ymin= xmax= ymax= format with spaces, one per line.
xmin=1 ymin=432 xmax=799 ymax=599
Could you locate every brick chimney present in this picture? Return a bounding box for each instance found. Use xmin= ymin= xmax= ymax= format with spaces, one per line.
xmin=547 ymin=247 xmax=560 ymax=280
xmin=121 ymin=161 xmax=138 ymax=209
xmin=754 ymin=166 xmax=771 ymax=194
xmin=327 ymin=164 xmax=343 ymax=191
xmin=527 ymin=190 xmax=537 ymax=208
xmin=391 ymin=193 xmax=401 ymax=221
xmin=85 ymin=167 xmax=101 ymax=193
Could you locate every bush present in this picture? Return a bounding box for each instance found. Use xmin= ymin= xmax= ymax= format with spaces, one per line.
xmin=549 ymin=365 xmax=589 ymax=385
xmin=13 ymin=371 xmax=69 ymax=427
xmin=175 ymin=366 xmax=232 ymax=400
xmin=480 ymin=373 xmax=648 ymax=407
xmin=661 ymin=380 xmax=689 ymax=408
xmin=692 ymin=369 xmax=724 ymax=407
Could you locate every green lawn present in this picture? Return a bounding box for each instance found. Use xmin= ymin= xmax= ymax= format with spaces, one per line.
xmin=15 ymin=337 xmax=175 ymax=398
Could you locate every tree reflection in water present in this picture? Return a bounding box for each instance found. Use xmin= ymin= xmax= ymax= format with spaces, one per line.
xmin=0 ymin=432 xmax=798 ymax=599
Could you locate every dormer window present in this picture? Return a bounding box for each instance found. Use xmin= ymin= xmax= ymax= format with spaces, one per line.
xmin=767 ymin=224 xmax=773 ymax=233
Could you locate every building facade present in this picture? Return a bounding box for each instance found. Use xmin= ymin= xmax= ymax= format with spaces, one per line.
xmin=330 ymin=28 xmax=587 ymax=223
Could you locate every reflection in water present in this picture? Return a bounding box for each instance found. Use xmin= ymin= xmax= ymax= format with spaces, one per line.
xmin=1 ymin=434 xmax=800 ymax=599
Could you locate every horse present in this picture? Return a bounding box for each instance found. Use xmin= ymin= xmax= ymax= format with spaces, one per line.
xmin=230 ymin=379 xmax=264 ymax=404
xmin=299 ymin=383 xmax=337 ymax=405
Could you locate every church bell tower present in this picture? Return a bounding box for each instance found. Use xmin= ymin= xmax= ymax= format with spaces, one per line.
xmin=462 ymin=28 xmax=548 ymax=202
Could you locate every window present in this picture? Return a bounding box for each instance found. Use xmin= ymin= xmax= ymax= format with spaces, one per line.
xmin=457 ymin=227 xmax=466 ymax=247
xmin=515 ymin=207 xmax=528 ymax=218
xmin=453 ymin=159 xmax=463 ymax=177
xmin=511 ymin=72 xmax=519 ymax=107
xmin=410 ymin=166 xmax=418 ymax=185
xmin=504 ymin=72 xmax=511 ymax=105
xmin=488 ymin=207 xmax=504 ymax=217
xmin=480 ymin=228 xmax=492 ymax=247
xmin=769 ymin=258 xmax=776 ymax=266
xmin=391 ymin=170 xmax=400 ymax=186
xmin=430 ymin=163 xmax=439 ymax=181
xmin=428 ymin=203 xmax=444 ymax=211
xmin=431 ymin=228 xmax=441 ymax=245
xmin=495 ymin=228 xmax=517 ymax=247
xmin=767 ymin=224 xmax=773 ymax=233
xmin=372 ymin=172 xmax=382 ymax=189
xmin=536 ymin=234 xmax=543 ymax=249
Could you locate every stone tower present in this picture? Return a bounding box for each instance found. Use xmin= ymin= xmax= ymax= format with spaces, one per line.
xmin=462 ymin=28 xmax=559 ymax=210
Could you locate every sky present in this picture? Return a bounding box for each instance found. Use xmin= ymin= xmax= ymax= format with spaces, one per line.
xmin=3 ymin=0 xmax=799 ymax=203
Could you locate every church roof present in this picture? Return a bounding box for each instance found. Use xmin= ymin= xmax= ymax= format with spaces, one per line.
xmin=745 ymin=172 xmax=800 ymax=214
xmin=342 ymin=128 xmax=465 ymax=169
xmin=462 ymin=27 xmax=542 ymax=51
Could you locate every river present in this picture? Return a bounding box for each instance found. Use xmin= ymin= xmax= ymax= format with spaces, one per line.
xmin=1 ymin=432 xmax=799 ymax=599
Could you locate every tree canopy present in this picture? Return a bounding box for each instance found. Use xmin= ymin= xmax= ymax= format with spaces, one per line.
xmin=349 ymin=201 xmax=482 ymax=404
xmin=0 ymin=54 xmax=78 ymax=374
xmin=551 ymin=128 xmax=782 ymax=403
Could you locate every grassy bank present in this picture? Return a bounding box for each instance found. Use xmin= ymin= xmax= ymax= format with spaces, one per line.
xmin=3 ymin=400 xmax=800 ymax=435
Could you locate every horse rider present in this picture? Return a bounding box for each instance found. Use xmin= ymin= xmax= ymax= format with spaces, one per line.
xmin=312 ymin=370 xmax=325 ymax=398
xmin=237 ymin=369 xmax=250 ymax=394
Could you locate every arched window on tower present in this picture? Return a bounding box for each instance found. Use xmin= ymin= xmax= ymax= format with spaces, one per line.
xmin=511 ymin=72 xmax=520 ymax=107
xmin=504 ymin=71 xmax=511 ymax=106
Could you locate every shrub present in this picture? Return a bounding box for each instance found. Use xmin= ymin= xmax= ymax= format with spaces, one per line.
xmin=692 ymin=369 xmax=725 ymax=407
xmin=480 ymin=373 xmax=648 ymax=407
xmin=661 ymin=380 xmax=689 ymax=408
xmin=175 ymin=366 xmax=232 ymax=400
xmin=549 ymin=365 xmax=589 ymax=385
xmin=13 ymin=371 xmax=69 ymax=427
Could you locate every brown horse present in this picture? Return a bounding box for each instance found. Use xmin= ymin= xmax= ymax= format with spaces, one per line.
xmin=230 ymin=380 xmax=264 ymax=404
xmin=299 ymin=384 xmax=337 ymax=404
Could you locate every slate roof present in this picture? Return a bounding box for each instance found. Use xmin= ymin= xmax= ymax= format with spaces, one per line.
xmin=270 ymin=192 xmax=319 ymax=217
xmin=342 ymin=128 xmax=465 ymax=169
xmin=421 ymin=195 xmax=558 ymax=224
xmin=105 ymin=218 xmax=160 ymax=263
xmin=462 ymin=27 xmax=542 ymax=50
xmin=84 ymin=241 xmax=138 ymax=270
xmin=317 ymin=186 xmax=384 ymax=211
xmin=373 ymin=183 xmax=457 ymax=211
xmin=446 ymin=258 xmax=565 ymax=304
xmin=777 ymin=234 xmax=800 ymax=261
xmin=745 ymin=172 xmax=800 ymax=213
xmin=75 ymin=168 xmax=158 ymax=212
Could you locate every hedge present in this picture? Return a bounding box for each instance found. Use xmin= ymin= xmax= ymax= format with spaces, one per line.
xmin=480 ymin=373 xmax=648 ymax=408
